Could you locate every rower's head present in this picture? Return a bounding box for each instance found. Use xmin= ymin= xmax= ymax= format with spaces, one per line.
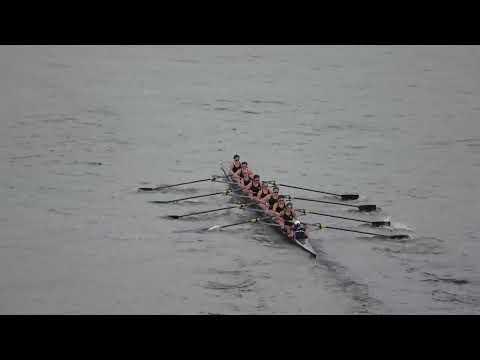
xmin=272 ymin=186 xmax=279 ymax=195
xmin=253 ymin=174 xmax=260 ymax=183
xmin=293 ymin=220 xmax=304 ymax=231
xmin=278 ymin=195 xmax=285 ymax=204
xmin=261 ymin=181 xmax=269 ymax=189
xmin=241 ymin=161 xmax=248 ymax=169
xmin=286 ymin=202 xmax=293 ymax=210
xmin=233 ymin=154 xmax=240 ymax=164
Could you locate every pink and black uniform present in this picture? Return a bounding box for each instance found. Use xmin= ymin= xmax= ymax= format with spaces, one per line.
xmin=237 ymin=161 xmax=253 ymax=178
xmin=247 ymin=175 xmax=261 ymax=197
xmin=241 ymin=172 xmax=252 ymax=187
xmin=267 ymin=187 xmax=280 ymax=210
xmin=257 ymin=182 xmax=271 ymax=201
xmin=230 ymin=154 xmax=241 ymax=174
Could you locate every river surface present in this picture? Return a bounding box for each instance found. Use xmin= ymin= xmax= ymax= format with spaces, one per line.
xmin=1 ymin=45 xmax=479 ymax=314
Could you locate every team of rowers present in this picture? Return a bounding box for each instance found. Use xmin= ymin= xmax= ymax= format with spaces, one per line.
xmin=229 ymin=154 xmax=307 ymax=241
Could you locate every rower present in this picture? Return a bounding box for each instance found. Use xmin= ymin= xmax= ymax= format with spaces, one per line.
xmin=230 ymin=154 xmax=242 ymax=175
xmin=280 ymin=202 xmax=297 ymax=239
xmin=256 ymin=181 xmax=272 ymax=203
xmin=265 ymin=186 xmax=280 ymax=212
xmin=240 ymin=171 xmax=252 ymax=188
xmin=272 ymin=194 xmax=286 ymax=215
xmin=235 ymin=161 xmax=253 ymax=179
xmin=245 ymin=174 xmax=261 ymax=198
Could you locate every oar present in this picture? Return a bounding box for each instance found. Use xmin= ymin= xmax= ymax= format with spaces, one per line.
xmin=306 ymin=222 xmax=408 ymax=239
xmin=278 ymin=183 xmax=359 ymax=200
xmin=205 ymin=216 xmax=271 ymax=231
xmin=149 ymin=190 xmax=231 ymax=204
xmin=167 ymin=204 xmax=246 ymax=219
xmin=300 ymin=210 xmax=390 ymax=227
xmin=138 ymin=177 xmax=216 ymax=192
xmin=293 ymin=196 xmax=377 ymax=212
xmin=212 ymin=175 xmax=235 ymax=183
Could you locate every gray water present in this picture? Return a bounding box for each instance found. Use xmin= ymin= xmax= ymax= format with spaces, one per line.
xmin=1 ymin=45 xmax=479 ymax=314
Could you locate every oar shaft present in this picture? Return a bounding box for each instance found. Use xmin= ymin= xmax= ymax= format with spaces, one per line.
xmin=307 ymin=211 xmax=371 ymax=224
xmin=294 ymin=197 xmax=358 ymax=208
xmin=325 ymin=225 xmax=386 ymax=237
xmin=214 ymin=176 xmax=235 ymax=184
xmin=151 ymin=191 xmax=227 ymax=204
xmin=279 ymin=183 xmax=337 ymax=196
xmin=175 ymin=205 xmax=240 ymax=218
xmin=218 ymin=216 xmax=271 ymax=229
xmin=153 ymin=178 xmax=213 ymax=190
xmin=219 ymin=220 xmax=253 ymax=229
xmin=139 ymin=177 xmax=215 ymax=191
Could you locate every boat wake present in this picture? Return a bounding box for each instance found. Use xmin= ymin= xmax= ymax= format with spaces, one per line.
xmin=312 ymin=244 xmax=385 ymax=313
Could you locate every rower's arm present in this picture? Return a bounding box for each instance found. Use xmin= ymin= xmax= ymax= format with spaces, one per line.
xmin=233 ymin=168 xmax=242 ymax=177
xmin=273 ymin=204 xmax=283 ymax=216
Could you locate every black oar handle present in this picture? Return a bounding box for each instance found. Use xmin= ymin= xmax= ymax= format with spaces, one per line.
xmin=279 ymin=183 xmax=338 ymax=196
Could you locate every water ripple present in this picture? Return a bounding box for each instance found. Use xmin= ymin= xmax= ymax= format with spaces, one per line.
xmin=203 ymin=278 xmax=256 ymax=290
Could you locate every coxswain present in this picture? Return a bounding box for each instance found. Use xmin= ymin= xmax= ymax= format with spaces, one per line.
xmin=292 ymin=220 xmax=308 ymax=242
xmin=245 ymin=174 xmax=261 ymax=198
xmin=230 ymin=154 xmax=242 ymax=175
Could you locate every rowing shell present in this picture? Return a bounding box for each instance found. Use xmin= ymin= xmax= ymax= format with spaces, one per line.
xmin=220 ymin=163 xmax=317 ymax=257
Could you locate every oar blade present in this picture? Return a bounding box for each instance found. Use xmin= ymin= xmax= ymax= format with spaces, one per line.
xmin=340 ymin=194 xmax=359 ymax=201
xmin=207 ymin=225 xmax=221 ymax=231
xmin=371 ymin=221 xmax=391 ymax=227
xmin=358 ymin=204 xmax=377 ymax=212
xmin=167 ymin=215 xmax=181 ymax=219
xmin=138 ymin=187 xmax=157 ymax=192
xmin=388 ymin=234 xmax=409 ymax=239
xmin=148 ymin=200 xmax=172 ymax=204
